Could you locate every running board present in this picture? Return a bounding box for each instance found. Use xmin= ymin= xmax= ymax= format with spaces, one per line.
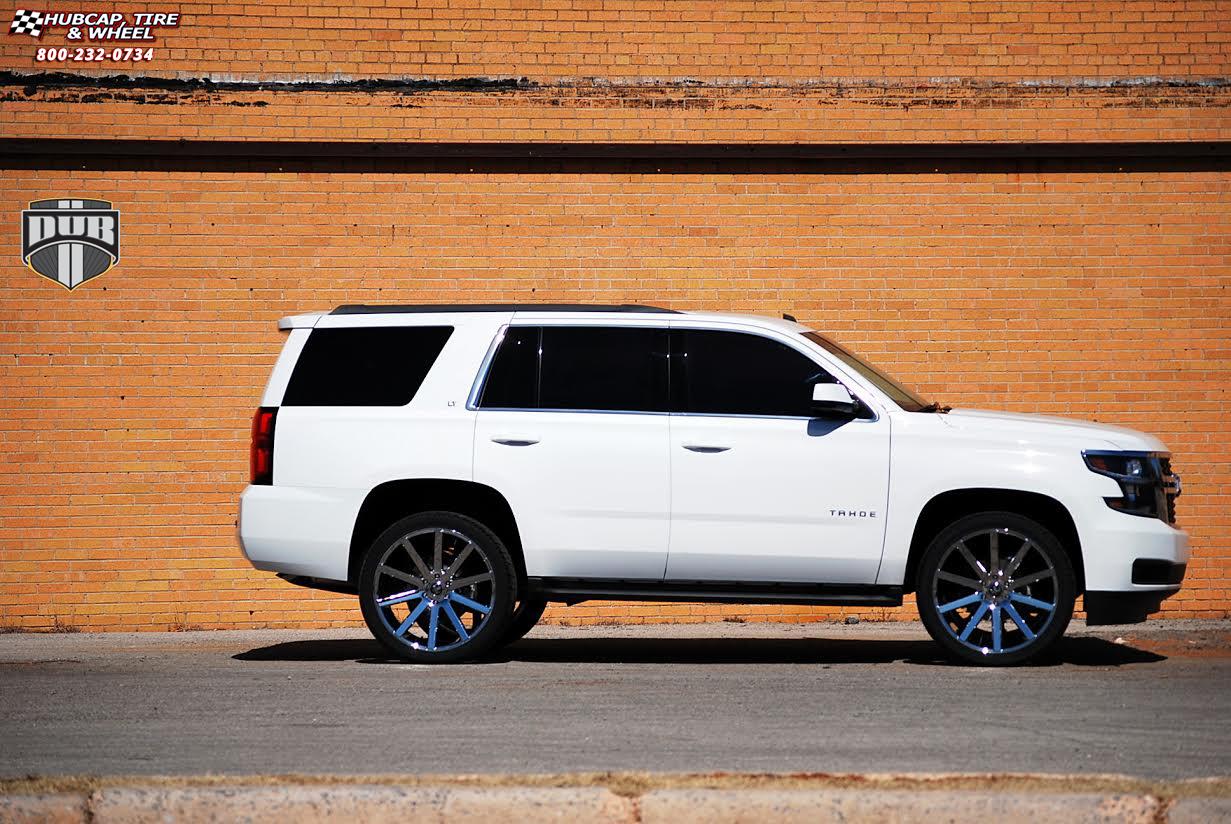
xmin=527 ymin=577 xmax=903 ymax=607
xmin=277 ymin=573 xmax=358 ymax=596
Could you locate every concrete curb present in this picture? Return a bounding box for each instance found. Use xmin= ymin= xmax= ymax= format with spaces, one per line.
xmin=639 ymin=789 xmax=1162 ymax=823
xmin=0 ymin=793 xmax=87 ymax=824
xmin=86 ymin=786 xmax=634 ymax=823
xmin=2 ymin=784 xmax=1228 ymax=823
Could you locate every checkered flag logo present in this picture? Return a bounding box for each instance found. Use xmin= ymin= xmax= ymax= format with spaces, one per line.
xmin=9 ymin=9 xmax=45 ymax=37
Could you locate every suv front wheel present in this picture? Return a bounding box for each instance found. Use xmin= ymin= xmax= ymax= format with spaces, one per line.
xmin=359 ymin=511 xmax=516 ymax=664
xmin=917 ymin=511 xmax=1076 ymax=666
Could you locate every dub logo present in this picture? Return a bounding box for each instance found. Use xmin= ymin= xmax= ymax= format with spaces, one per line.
xmin=21 ymin=198 xmax=120 ymax=290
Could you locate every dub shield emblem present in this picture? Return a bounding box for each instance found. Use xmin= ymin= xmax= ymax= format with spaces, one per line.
xmin=22 ymin=199 xmax=120 ymax=290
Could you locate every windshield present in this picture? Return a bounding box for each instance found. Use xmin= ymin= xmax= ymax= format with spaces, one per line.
xmin=801 ymin=332 xmax=932 ymax=412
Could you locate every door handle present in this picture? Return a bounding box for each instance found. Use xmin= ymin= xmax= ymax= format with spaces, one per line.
xmin=682 ymin=445 xmax=731 ymax=453
xmin=492 ymin=438 xmax=540 ymax=447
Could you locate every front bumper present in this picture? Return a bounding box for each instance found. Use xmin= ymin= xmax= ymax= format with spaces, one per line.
xmin=1077 ymin=501 xmax=1188 ymax=624
xmin=1080 ymin=504 xmax=1189 ymax=591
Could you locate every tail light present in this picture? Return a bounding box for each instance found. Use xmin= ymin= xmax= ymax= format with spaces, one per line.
xmin=250 ymin=407 xmax=278 ymax=485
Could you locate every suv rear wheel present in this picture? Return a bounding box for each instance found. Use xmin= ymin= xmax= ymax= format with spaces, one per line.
xmin=359 ymin=511 xmax=516 ymax=664
xmin=917 ymin=511 xmax=1076 ymax=666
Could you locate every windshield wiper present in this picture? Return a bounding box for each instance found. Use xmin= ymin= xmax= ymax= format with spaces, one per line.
xmin=918 ymin=401 xmax=952 ymax=413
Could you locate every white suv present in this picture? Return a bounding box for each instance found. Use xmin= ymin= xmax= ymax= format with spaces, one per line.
xmin=239 ymin=304 xmax=1187 ymax=665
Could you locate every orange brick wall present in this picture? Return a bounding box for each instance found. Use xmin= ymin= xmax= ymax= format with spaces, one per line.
xmin=1 ymin=0 xmax=1228 ymax=630
xmin=0 ymin=160 xmax=1227 ymax=630
xmin=2 ymin=0 xmax=1229 ymax=81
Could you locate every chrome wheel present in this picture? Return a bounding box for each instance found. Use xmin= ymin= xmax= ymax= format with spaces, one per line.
xmin=931 ymin=527 xmax=1059 ymax=657
xmin=371 ymin=527 xmax=496 ymax=653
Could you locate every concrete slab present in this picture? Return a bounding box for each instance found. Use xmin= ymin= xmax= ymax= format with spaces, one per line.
xmin=639 ymin=789 xmax=1161 ymax=824
xmin=0 ymin=794 xmax=87 ymax=824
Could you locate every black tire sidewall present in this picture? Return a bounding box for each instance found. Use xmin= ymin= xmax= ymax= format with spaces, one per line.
xmin=359 ymin=511 xmax=516 ymax=664
xmin=916 ymin=510 xmax=1076 ymax=666
xmin=504 ymin=597 xmax=548 ymax=644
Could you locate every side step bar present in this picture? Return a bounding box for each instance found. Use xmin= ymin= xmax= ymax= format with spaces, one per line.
xmin=527 ymin=577 xmax=903 ymax=607
xmin=277 ymin=574 xmax=358 ymax=596
xmin=277 ymin=573 xmax=904 ymax=608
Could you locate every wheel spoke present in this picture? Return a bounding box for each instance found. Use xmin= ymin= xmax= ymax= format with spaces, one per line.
xmin=1003 ymin=602 xmax=1035 ymax=641
xmin=1004 ymin=540 xmax=1034 ymax=577
xmin=443 ymin=543 xmax=474 ymax=580
xmin=937 ymin=571 xmax=982 ymax=589
xmin=403 ymin=540 xmax=434 ymax=582
xmin=427 ymin=604 xmax=440 ymax=649
xmin=989 ymin=530 xmax=1000 ymax=573
xmin=394 ymin=599 xmax=429 ymax=637
xmin=956 ymin=541 xmax=987 ymax=579
xmin=433 ymin=530 xmax=443 ymax=574
xmin=937 ymin=592 xmax=983 ymax=613
xmin=377 ymin=589 xmax=422 ymax=607
xmin=1010 ymin=592 xmax=1055 ymax=611
xmin=958 ymin=602 xmax=989 ymax=642
xmin=449 ymin=592 xmax=491 ymax=615
xmin=991 ymin=606 xmax=1002 ymax=652
xmin=378 ymin=565 xmax=423 ymax=587
xmin=450 ymin=572 xmax=494 ymax=589
xmin=1010 ymin=569 xmax=1054 ymax=590
xmin=442 ymin=602 xmax=470 ymax=642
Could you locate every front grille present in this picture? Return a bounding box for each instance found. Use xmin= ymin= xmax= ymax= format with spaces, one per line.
xmin=1159 ymin=457 xmax=1178 ymax=525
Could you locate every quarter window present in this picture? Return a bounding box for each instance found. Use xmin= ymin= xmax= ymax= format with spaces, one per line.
xmin=282 ymin=326 xmax=453 ymax=406
xmin=673 ymin=329 xmax=835 ymax=417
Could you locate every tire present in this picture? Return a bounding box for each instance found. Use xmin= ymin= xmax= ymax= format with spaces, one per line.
xmin=504 ymin=596 xmax=548 ymax=644
xmin=916 ymin=511 xmax=1076 ymax=666
xmin=359 ymin=511 xmax=516 ymax=664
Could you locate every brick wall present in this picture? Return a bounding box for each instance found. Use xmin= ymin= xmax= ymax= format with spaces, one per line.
xmin=1 ymin=0 xmax=1228 ymax=630
xmin=3 ymin=0 xmax=1229 ymax=81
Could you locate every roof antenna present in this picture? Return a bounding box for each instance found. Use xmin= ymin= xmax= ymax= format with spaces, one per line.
xmin=782 ymin=313 xmax=797 ymax=322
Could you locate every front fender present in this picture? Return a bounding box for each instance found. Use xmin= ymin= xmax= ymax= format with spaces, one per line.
xmin=877 ymin=430 xmax=1119 ymax=587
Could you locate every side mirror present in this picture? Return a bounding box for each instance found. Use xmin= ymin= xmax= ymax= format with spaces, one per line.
xmin=811 ymin=383 xmax=859 ymax=417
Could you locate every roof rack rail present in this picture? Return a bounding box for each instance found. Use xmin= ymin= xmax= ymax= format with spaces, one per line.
xmin=331 ymin=303 xmax=680 ymax=315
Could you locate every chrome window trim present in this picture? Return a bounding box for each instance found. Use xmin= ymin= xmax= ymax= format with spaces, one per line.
xmin=671 ymin=411 xmax=881 ymax=424
xmin=471 ymin=408 xmax=877 ymax=423
xmin=465 ymin=324 xmax=509 ymax=411
xmin=475 ymin=406 xmax=670 ymax=417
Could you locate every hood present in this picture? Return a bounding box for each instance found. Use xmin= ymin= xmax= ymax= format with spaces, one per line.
xmin=941 ymin=408 xmax=1168 ymax=453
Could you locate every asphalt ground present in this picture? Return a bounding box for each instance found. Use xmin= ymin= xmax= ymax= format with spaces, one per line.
xmin=0 ymin=619 xmax=1228 ymax=780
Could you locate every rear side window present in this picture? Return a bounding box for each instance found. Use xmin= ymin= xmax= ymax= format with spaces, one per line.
xmin=282 ymin=326 xmax=452 ymax=406
xmin=479 ymin=326 xmax=668 ymax=413
xmin=541 ymin=327 xmax=668 ymax=412
xmin=479 ymin=327 xmax=538 ymax=409
xmin=674 ymin=329 xmax=834 ymax=417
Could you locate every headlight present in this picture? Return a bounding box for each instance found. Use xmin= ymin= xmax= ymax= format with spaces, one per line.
xmin=1082 ymin=450 xmax=1165 ymax=518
